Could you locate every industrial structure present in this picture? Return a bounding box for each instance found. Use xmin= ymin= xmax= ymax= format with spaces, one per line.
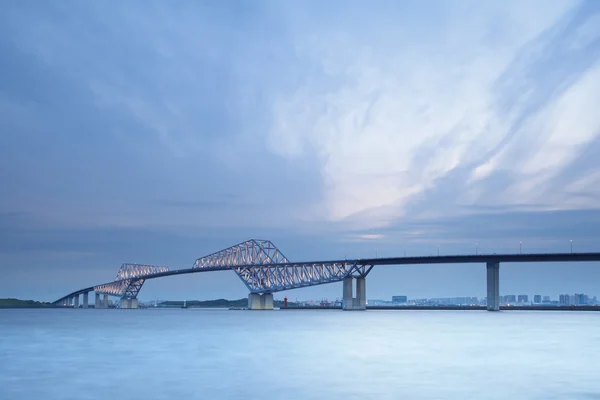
xmin=54 ymin=239 xmax=600 ymax=311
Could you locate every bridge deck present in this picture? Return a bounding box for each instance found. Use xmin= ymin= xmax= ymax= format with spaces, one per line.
xmin=54 ymin=252 xmax=600 ymax=303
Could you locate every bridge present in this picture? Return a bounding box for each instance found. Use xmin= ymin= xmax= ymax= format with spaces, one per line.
xmin=53 ymin=239 xmax=600 ymax=311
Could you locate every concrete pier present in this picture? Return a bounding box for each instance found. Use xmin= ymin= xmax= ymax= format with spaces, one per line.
xmin=342 ymin=277 xmax=353 ymax=310
xmin=95 ymin=293 xmax=101 ymax=308
xmin=260 ymin=293 xmax=274 ymax=310
xmin=103 ymin=294 xmax=109 ymax=308
xmin=73 ymin=295 xmax=79 ymax=308
xmin=83 ymin=292 xmax=89 ymax=309
xmin=486 ymin=262 xmax=500 ymax=311
xmin=120 ymin=298 xmax=139 ymax=309
xmin=343 ymin=277 xmax=367 ymax=310
xmin=247 ymin=293 xmax=273 ymax=310
xmin=356 ymin=277 xmax=366 ymax=310
xmin=248 ymin=293 xmax=261 ymax=309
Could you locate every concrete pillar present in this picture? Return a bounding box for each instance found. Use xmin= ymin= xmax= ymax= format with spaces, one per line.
xmin=103 ymin=294 xmax=109 ymax=308
xmin=343 ymin=277 xmax=367 ymax=311
xmin=260 ymin=293 xmax=274 ymax=310
xmin=83 ymin=292 xmax=89 ymax=309
xmin=248 ymin=293 xmax=261 ymax=309
xmin=486 ymin=262 xmax=500 ymax=311
xmin=356 ymin=277 xmax=366 ymax=310
xmin=120 ymin=298 xmax=138 ymax=309
xmin=73 ymin=295 xmax=79 ymax=308
xmin=95 ymin=293 xmax=101 ymax=308
xmin=342 ymin=277 xmax=353 ymax=310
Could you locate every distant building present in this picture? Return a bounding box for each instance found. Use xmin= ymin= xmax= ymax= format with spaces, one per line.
xmin=574 ymin=293 xmax=588 ymax=305
xmin=533 ymin=295 xmax=542 ymax=303
xmin=543 ymin=296 xmax=551 ymax=303
xmin=559 ymin=294 xmax=570 ymax=305
xmin=517 ymin=295 xmax=528 ymax=303
xmin=505 ymin=295 xmax=517 ymax=303
xmin=392 ymin=296 xmax=407 ymax=303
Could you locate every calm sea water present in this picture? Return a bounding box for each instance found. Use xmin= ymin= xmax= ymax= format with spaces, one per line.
xmin=1 ymin=309 xmax=599 ymax=400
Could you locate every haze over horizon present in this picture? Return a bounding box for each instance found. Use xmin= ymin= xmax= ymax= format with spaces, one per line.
xmin=2 ymin=0 xmax=600 ymax=302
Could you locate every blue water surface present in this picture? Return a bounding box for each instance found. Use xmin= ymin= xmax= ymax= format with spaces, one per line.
xmin=1 ymin=309 xmax=599 ymax=400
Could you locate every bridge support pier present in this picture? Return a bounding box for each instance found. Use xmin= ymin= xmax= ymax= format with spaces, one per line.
xmin=248 ymin=293 xmax=261 ymax=309
xmin=261 ymin=293 xmax=273 ymax=310
xmin=83 ymin=292 xmax=89 ymax=309
xmin=103 ymin=294 xmax=109 ymax=308
xmin=120 ymin=298 xmax=139 ymax=309
xmin=95 ymin=293 xmax=101 ymax=308
xmin=486 ymin=262 xmax=500 ymax=311
xmin=73 ymin=295 xmax=79 ymax=308
xmin=247 ymin=293 xmax=273 ymax=310
xmin=343 ymin=276 xmax=367 ymax=311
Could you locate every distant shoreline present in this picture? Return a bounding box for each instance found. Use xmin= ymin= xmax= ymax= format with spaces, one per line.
xmin=3 ymin=297 xmax=599 ymax=311
xmin=0 ymin=298 xmax=58 ymax=309
xmin=280 ymin=305 xmax=600 ymax=311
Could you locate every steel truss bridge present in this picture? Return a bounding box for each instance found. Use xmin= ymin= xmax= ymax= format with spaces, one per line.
xmin=54 ymin=238 xmax=600 ymax=311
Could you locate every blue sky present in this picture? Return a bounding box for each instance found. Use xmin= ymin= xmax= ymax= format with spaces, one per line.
xmin=1 ymin=0 xmax=600 ymax=302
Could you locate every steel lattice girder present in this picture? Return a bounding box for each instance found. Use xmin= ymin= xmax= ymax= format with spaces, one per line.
xmin=234 ymin=262 xmax=373 ymax=293
xmin=91 ymin=240 xmax=373 ymax=299
xmin=192 ymin=239 xmax=373 ymax=293
xmin=114 ymin=264 xmax=169 ymax=280
xmin=192 ymin=239 xmax=289 ymax=268
xmin=94 ymin=264 xmax=168 ymax=298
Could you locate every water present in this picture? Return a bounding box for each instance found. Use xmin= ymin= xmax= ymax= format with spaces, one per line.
xmin=1 ymin=309 xmax=599 ymax=400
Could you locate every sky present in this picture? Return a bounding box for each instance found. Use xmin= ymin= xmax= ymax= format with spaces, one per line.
xmin=1 ymin=0 xmax=600 ymax=302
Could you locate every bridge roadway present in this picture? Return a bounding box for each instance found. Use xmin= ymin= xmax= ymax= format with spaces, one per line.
xmin=55 ymin=251 xmax=600 ymax=311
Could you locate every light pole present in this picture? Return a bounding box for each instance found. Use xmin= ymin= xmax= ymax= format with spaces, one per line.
xmin=570 ymin=240 xmax=573 ymax=254
xmin=520 ymin=241 xmax=522 ymax=254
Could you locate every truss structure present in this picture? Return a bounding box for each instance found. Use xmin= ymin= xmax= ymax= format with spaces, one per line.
xmin=86 ymin=239 xmax=373 ymax=301
xmin=193 ymin=239 xmax=289 ymax=268
xmin=94 ymin=263 xmax=168 ymax=299
xmin=235 ymin=261 xmax=369 ymax=293
xmin=193 ymin=239 xmax=371 ymax=293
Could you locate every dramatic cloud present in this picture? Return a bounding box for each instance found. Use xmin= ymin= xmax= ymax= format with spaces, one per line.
xmin=1 ymin=0 xmax=600 ymax=300
xmin=267 ymin=0 xmax=600 ymax=226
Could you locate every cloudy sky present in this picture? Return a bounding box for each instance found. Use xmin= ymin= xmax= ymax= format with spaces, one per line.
xmin=1 ymin=0 xmax=600 ymax=302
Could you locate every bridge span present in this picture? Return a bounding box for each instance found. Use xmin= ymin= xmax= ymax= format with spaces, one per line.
xmin=54 ymin=239 xmax=600 ymax=311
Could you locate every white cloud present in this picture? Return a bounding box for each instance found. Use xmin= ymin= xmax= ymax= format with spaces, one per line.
xmin=267 ymin=1 xmax=599 ymax=226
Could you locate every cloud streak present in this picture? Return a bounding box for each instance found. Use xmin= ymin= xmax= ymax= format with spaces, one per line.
xmin=266 ymin=0 xmax=600 ymax=227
